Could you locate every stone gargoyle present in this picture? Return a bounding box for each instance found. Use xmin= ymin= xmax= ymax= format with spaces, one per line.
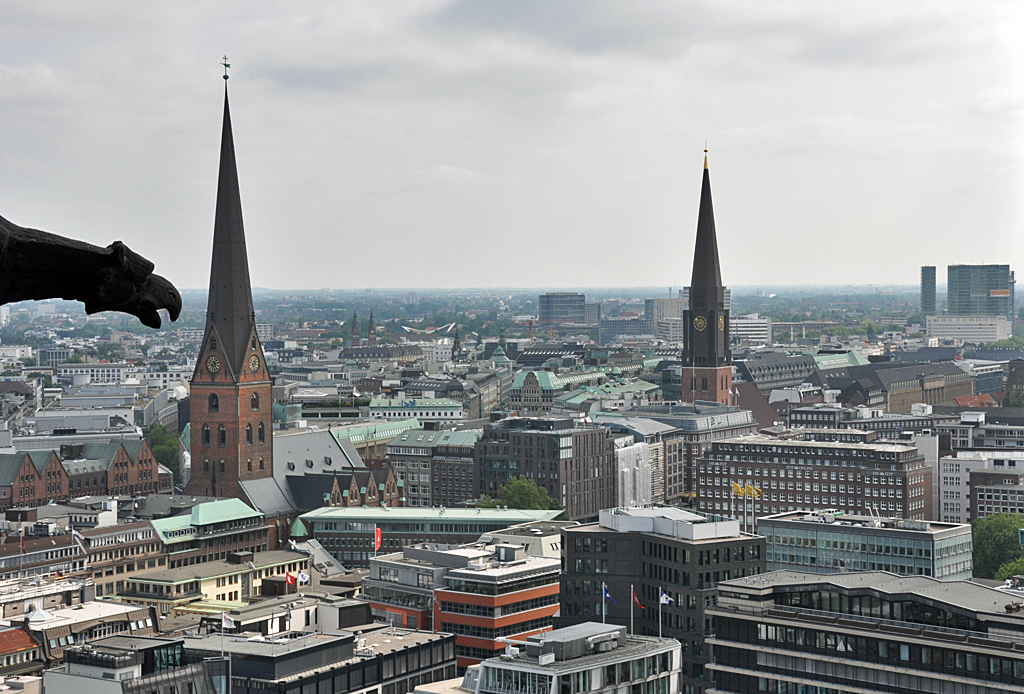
xmin=0 ymin=214 xmax=181 ymax=328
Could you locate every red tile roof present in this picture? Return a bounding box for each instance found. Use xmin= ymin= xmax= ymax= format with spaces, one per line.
xmin=0 ymin=628 xmax=38 ymax=654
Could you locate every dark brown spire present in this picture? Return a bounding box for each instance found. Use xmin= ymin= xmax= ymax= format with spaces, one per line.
xmin=205 ymin=86 xmax=255 ymax=378
xmin=690 ymin=154 xmax=722 ymax=290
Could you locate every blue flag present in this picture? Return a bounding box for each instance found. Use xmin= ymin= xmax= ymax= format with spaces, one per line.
xmin=604 ymin=586 xmax=616 ymax=605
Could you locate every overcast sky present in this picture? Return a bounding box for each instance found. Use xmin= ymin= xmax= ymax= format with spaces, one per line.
xmin=2 ymin=2 xmax=1022 ymax=291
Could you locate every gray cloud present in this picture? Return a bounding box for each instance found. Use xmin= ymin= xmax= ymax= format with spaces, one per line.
xmin=0 ymin=1 xmax=1020 ymax=290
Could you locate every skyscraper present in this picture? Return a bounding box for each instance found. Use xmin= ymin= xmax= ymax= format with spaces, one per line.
xmin=682 ymin=153 xmax=732 ymax=405
xmin=920 ymin=265 xmax=936 ymax=316
xmin=947 ymin=264 xmax=1015 ymax=320
xmin=185 ymin=86 xmax=273 ymax=498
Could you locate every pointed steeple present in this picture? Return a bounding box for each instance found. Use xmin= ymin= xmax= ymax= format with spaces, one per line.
xmin=205 ymin=86 xmax=255 ymax=378
xmin=350 ymin=310 xmax=360 ymax=347
xmin=368 ymin=310 xmax=377 ymax=346
xmin=690 ymin=150 xmax=722 ymax=290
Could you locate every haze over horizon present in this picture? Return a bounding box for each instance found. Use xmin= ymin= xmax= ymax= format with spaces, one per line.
xmin=2 ymin=2 xmax=1022 ymax=291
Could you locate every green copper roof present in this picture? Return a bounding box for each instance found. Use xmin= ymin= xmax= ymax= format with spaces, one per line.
xmin=190 ymin=498 xmax=262 ymax=527
xmin=180 ymin=423 xmax=191 ymax=450
xmin=290 ymin=516 xmax=309 ymax=538
xmin=331 ymin=418 xmax=421 ymax=444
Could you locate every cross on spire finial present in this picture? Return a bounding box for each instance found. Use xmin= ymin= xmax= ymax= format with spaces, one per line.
xmin=222 ymin=56 xmax=231 ymax=80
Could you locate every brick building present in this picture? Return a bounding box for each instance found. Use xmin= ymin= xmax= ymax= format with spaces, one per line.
xmin=692 ymin=428 xmax=932 ymax=529
xmin=474 ymin=416 xmax=615 ymax=522
xmin=185 ymin=87 xmax=274 ymax=500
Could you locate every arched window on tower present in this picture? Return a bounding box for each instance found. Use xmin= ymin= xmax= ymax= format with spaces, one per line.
xmin=220 ymin=461 xmax=225 ymax=473
xmin=259 ymin=458 xmax=264 ymax=471
xmin=251 ymin=393 xmax=259 ymax=411
xmin=246 ymin=424 xmax=253 ymax=445
xmin=218 ymin=425 xmax=226 ymax=445
xmin=211 ymin=337 xmax=217 ymax=350
xmin=209 ymin=394 xmax=219 ymax=412
xmin=202 ymin=425 xmax=211 ymax=446
xmin=258 ymin=422 xmax=265 ymax=444
xmin=247 ymin=459 xmax=252 ymax=472
xmin=204 ymin=459 xmax=209 ymax=473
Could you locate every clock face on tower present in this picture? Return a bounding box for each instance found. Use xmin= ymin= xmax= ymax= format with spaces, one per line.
xmin=206 ymin=356 xmax=221 ymax=373
xmin=248 ymin=355 xmax=260 ymax=372
xmin=694 ymin=316 xmax=708 ymax=331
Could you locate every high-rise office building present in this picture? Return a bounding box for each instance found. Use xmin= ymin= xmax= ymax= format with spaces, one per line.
xmin=947 ymin=264 xmax=1015 ymax=320
xmin=539 ymin=293 xmax=586 ymax=326
xmin=921 ymin=265 xmax=936 ymax=315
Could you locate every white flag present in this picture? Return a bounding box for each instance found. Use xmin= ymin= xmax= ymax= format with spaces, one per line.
xmin=222 ymin=613 xmax=235 ymax=629
xmin=659 ymin=589 xmax=675 ymax=606
xmin=298 ymin=571 xmax=310 ymax=585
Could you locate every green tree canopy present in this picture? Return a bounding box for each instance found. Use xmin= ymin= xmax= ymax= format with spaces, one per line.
xmin=973 ymin=513 xmax=1024 ymax=579
xmin=477 ymin=476 xmax=560 ymax=510
xmin=144 ymin=425 xmax=180 ymax=482
xmin=1005 ymin=391 xmax=1024 ymax=409
xmin=996 ymin=558 xmax=1024 ymax=582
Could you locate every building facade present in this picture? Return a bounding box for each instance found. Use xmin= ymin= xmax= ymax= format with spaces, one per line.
xmin=560 ymin=507 xmax=765 ymax=694
xmin=947 ymin=263 xmax=1015 ymax=321
xmin=926 ymin=314 xmax=1012 ymax=342
xmin=709 ymin=571 xmax=1024 ymax=694
xmin=474 ymin=417 xmax=614 ymax=522
xmin=539 ymin=293 xmax=586 ymax=327
xmin=758 ymin=509 xmax=973 ymax=580
xmin=692 ymin=429 xmax=932 ymax=528
xmin=921 ymin=265 xmax=936 ymax=316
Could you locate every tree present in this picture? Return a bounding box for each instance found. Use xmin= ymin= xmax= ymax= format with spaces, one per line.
xmin=21 ymin=357 xmax=37 ymax=367
xmin=144 ymin=425 xmax=181 ymax=481
xmin=477 ymin=476 xmax=560 ymax=511
xmin=996 ymin=558 xmax=1024 ymax=581
xmin=1005 ymin=390 xmax=1024 ymax=409
xmin=973 ymin=513 xmax=1024 ymax=579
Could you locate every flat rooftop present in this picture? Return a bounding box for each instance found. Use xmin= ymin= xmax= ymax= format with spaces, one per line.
xmin=721 ymin=570 xmax=1018 ymax=617
xmin=1 ymin=601 xmax=145 ymax=630
xmin=129 ymin=550 xmax=303 ymax=584
xmin=759 ymin=511 xmax=970 ymax=533
xmin=183 ymin=626 xmax=442 ymax=660
xmin=301 ymin=507 xmax=562 ymax=523
xmin=720 ymin=433 xmax=918 ymax=453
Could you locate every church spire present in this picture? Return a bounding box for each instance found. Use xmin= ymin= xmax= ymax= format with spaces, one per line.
xmin=205 ymin=86 xmax=255 ymax=378
xmin=690 ymin=150 xmax=722 ymax=291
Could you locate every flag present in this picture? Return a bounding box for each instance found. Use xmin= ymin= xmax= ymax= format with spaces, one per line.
xmin=71 ymin=529 xmax=86 ymax=543
xmin=298 ymin=571 xmax=310 ymax=585
xmin=731 ymin=482 xmax=744 ymax=497
xmin=746 ymin=484 xmax=760 ymax=499
xmin=222 ymin=613 xmax=235 ymax=629
xmin=20 ymin=534 xmax=24 ymax=555
xmin=374 ymin=526 xmax=382 ymax=551
xmin=286 ymin=573 xmax=296 ymax=586
xmin=659 ymin=589 xmax=675 ymax=606
xmin=603 ymin=586 xmax=616 ymax=605
xmin=632 ymin=587 xmax=645 ymax=610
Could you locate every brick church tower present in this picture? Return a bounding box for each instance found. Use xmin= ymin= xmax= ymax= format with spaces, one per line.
xmin=185 ymin=86 xmax=273 ymax=497
xmin=682 ymin=152 xmax=733 ymax=405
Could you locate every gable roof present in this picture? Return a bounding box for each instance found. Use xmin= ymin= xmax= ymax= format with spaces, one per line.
xmin=285 ymin=475 xmax=337 ymax=512
xmin=190 ymin=498 xmax=261 ymax=527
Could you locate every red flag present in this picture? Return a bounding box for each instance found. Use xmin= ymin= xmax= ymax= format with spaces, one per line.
xmin=374 ymin=526 xmax=382 ymax=551
xmin=20 ymin=535 xmax=25 ymax=555
xmin=286 ymin=573 xmax=296 ymax=586
xmin=632 ymin=587 xmax=644 ymax=610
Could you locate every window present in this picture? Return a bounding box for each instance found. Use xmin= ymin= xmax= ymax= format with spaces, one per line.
xmin=247 ymin=459 xmax=252 ymax=472
xmin=202 ymin=425 xmax=210 ymax=446
xmin=251 ymin=393 xmax=260 ymax=410
xmin=220 ymin=461 xmax=225 ymax=473
xmin=258 ymin=422 xmax=265 ymax=444
xmin=208 ymin=394 xmax=219 ymax=412
xmin=246 ymin=424 xmax=253 ymax=445
xmin=259 ymin=458 xmax=265 ymax=471
xmin=218 ymin=425 xmax=226 ymax=445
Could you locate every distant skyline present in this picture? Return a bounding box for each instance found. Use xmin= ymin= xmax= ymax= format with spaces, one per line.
xmin=2 ymin=2 xmax=1022 ymax=290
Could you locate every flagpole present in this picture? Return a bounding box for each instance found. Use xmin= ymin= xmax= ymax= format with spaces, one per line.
xmin=630 ymin=583 xmax=633 ymax=635
xmin=220 ymin=612 xmax=224 ymax=658
xmin=658 ymin=590 xmax=662 ymax=639
xmin=602 ymin=581 xmax=606 ymax=624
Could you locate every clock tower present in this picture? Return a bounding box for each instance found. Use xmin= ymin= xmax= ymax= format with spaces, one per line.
xmin=682 ymin=152 xmax=732 ymax=405
xmin=186 ymin=86 xmax=273 ymax=497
